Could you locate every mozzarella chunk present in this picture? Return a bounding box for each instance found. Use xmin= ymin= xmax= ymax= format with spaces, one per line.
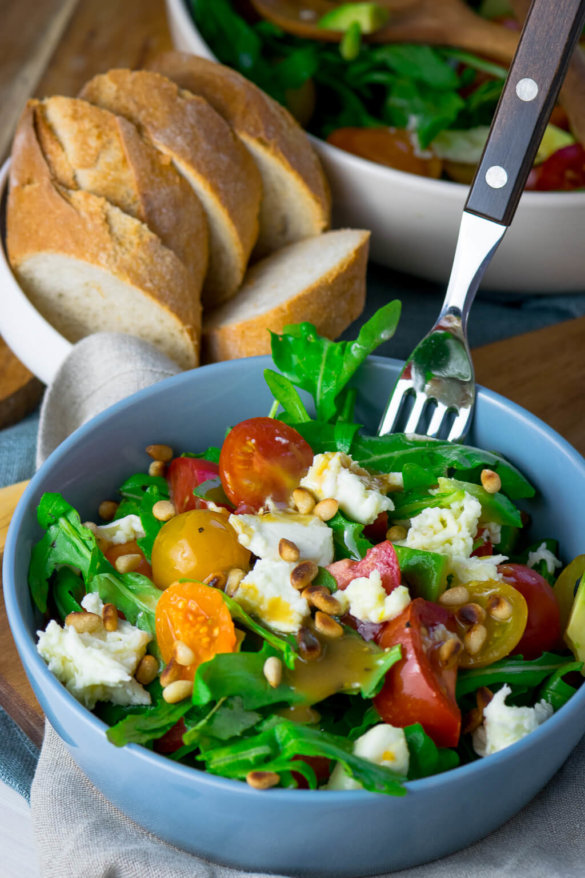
xmin=326 ymin=724 xmax=409 ymax=790
xmin=300 ymin=452 xmax=394 ymax=525
xmin=338 ymin=571 xmax=410 ymax=624
xmin=527 ymin=542 xmax=562 ymax=577
xmin=92 ymin=513 xmax=145 ymax=545
xmin=473 ymin=684 xmax=553 ymax=757
xmin=36 ymin=593 xmax=152 ymax=709
xmin=229 ymin=511 xmax=334 ymax=566
xmin=232 ymin=559 xmax=310 ymax=633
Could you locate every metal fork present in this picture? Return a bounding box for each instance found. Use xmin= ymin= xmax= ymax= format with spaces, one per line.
xmin=378 ymin=0 xmax=585 ymax=442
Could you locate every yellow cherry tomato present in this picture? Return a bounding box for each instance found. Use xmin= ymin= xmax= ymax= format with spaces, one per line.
xmin=151 ymin=509 xmax=250 ymax=590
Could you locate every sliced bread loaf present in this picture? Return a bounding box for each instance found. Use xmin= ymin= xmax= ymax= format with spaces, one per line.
xmin=202 ymin=229 xmax=370 ymax=363
xmin=7 ymin=103 xmax=200 ymax=370
xmin=33 ymin=95 xmax=209 ymax=296
xmin=80 ymin=69 xmax=262 ymax=306
xmin=148 ymin=52 xmax=331 ymax=258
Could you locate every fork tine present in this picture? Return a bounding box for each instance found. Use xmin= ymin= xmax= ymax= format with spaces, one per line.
xmin=426 ymin=402 xmax=449 ymax=439
xmin=447 ymin=406 xmax=473 ymax=444
xmin=378 ymin=379 xmax=413 ymax=436
xmin=403 ymin=393 xmax=428 ymax=435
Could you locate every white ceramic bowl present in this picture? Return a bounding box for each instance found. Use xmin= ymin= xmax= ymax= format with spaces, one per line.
xmin=166 ymin=0 xmax=585 ymax=293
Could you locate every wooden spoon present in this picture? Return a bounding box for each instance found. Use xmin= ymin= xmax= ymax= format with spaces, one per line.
xmin=249 ymin=0 xmax=519 ymax=64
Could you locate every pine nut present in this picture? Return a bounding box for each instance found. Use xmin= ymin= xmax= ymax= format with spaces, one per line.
xmin=438 ymin=586 xmax=469 ymax=606
xmin=148 ymin=460 xmax=166 ymax=478
xmin=203 ymin=571 xmax=227 ymax=590
xmin=279 ymin=538 xmax=300 ymax=562
xmin=102 ymin=603 xmax=119 ymax=631
xmin=98 ymin=500 xmax=118 ymax=522
xmin=83 ymin=521 xmax=98 ymax=534
xmin=114 ymin=553 xmax=142 ymax=574
xmin=246 ymin=770 xmax=280 ymax=790
xmin=65 ymin=611 xmax=102 ymax=634
xmin=477 ymin=686 xmax=493 ymax=711
xmin=456 ymin=602 xmax=486 ymax=627
xmin=146 ymin=444 xmax=173 ymax=462
xmin=263 ymin=656 xmax=283 ymax=688
xmin=438 ymin=636 xmax=462 ymax=668
xmin=225 ymin=568 xmax=245 ymax=596
xmin=313 ymin=498 xmax=339 ymax=521
xmin=162 ymin=679 xmax=193 ymax=703
xmin=386 ymin=525 xmax=407 ymax=542
xmin=292 ymin=487 xmax=316 ymax=515
xmin=152 ymin=500 xmax=176 ymax=521
xmin=302 ymin=585 xmax=342 ymax=615
xmin=290 ymin=560 xmax=319 ymax=591
xmin=464 ymin=623 xmax=488 ymax=655
xmin=487 ymin=595 xmax=513 ymax=621
xmin=314 ymin=611 xmax=343 ymax=638
xmin=296 ymin=626 xmax=322 ymax=661
xmin=160 ymin=658 xmax=182 ymax=687
xmin=481 ymin=468 xmax=501 ymax=494
xmin=173 ymin=640 xmax=196 ymax=667
xmin=135 ymin=654 xmax=158 ymax=685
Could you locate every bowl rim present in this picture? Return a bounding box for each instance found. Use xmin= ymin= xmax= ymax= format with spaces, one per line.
xmin=5 ymin=353 xmax=585 ymax=802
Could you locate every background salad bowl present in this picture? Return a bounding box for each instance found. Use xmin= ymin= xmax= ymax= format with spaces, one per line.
xmin=165 ymin=0 xmax=585 ymax=294
xmin=4 ymin=354 xmax=585 ymax=877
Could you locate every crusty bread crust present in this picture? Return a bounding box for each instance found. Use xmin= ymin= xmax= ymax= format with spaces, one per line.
xmin=148 ymin=53 xmax=331 ymax=257
xmin=33 ymin=95 xmax=209 ymax=295
xmin=79 ymin=69 xmax=262 ymax=305
xmin=202 ymin=230 xmax=369 ymax=362
xmin=7 ymin=103 xmax=200 ymax=369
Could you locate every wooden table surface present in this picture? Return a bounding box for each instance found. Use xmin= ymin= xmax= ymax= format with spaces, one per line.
xmin=0 ymin=0 xmax=584 ymax=749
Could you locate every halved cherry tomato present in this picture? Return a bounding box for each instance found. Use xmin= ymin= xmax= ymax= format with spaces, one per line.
xmin=167 ymin=457 xmax=230 ymax=514
xmin=151 ymin=509 xmax=250 ymax=590
xmin=105 ymin=540 xmax=152 ymax=579
xmin=448 ymin=580 xmax=528 ymax=668
xmin=327 ymin=540 xmax=401 ymax=595
xmin=498 ymin=563 xmax=562 ymax=660
xmin=326 ymin=127 xmax=443 ymax=178
xmin=373 ymin=598 xmax=461 ymax=748
xmin=363 ymin=511 xmax=389 ymax=543
xmin=525 ymin=143 xmax=585 ymax=191
xmin=219 ymin=417 xmax=314 ymax=510
xmin=155 ymin=581 xmax=237 ymax=680
xmin=154 ymin=719 xmax=186 ymax=754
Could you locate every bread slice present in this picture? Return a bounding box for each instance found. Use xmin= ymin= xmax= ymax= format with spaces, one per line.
xmin=202 ymin=229 xmax=370 ymax=363
xmin=148 ymin=52 xmax=332 ymax=258
xmin=80 ymin=69 xmax=262 ymax=306
xmin=33 ymin=95 xmax=209 ymax=295
xmin=7 ymin=103 xmax=200 ymax=370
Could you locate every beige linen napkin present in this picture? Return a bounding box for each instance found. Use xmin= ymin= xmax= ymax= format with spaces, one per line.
xmin=30 ymin=332 xmax=585 ymax=877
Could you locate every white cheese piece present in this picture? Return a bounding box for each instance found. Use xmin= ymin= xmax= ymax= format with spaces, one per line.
xmin=232 ymin=559 xmax=310 ymax=633
xmin=229 ymin=511 xmax=334 ymax=566
xmin=340 ymin=571 xmax=411 ymax=624
xmin=326 ymin=724 xmax=409 ymax=790
xmin=36 ymin=592 xmax=152 ymax=709
xmin=92 ymin=514 xmax=145 ymax=546
xmin=300 ymin=452 xmax=394 ymax=525
xmin=472 ymin=684 xmax=553 ymax=757
xmin=480 ymin=521 xmax=502 ymax=546
xmin=527 ymin=542 xmax=562 ymax=577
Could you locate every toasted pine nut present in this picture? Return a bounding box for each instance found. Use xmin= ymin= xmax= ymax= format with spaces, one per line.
xmin=296 ymin=626 xmax=322 ymax=661
xmin=438 ymin=636 xmax=462 ymax=668
xmin=82 ymin=521 xmax=98 ymax=534
xmin=102 ymin=603 xmax=119 ymax=632
xmin=438 ymin=586 xmax=470 ymax=606
xmin=263 ymin=656 xmax=283 ymax=688
xmin=487 ymin=595 xmax=513 ymax=621
xmin=146 ymin=444 xmax=173 ymax=462
xmin=225 ymin=568 xmax=245 ymax=596
xmin=456 ymin=602 xmax=486 ymax=627
xmin=464 ymin=623 xmax=488 ymax=655
xmin=114 ymin=553 xmax=142 ymax=574
xmin=98 ymin=500 xmax=118 ymax=522
xmin=386 ymin=525 xmax=407 ymax=542
xmin=148 ymin=460 xmax=166 ymax=478
xmin=162 ymin=679 xmax=193 ymax=703
xmin=481 ymin=468 xmax=501 ymax=494
xmin=290 ymin=560 xmax=319 ymax=591
xmin=292 ymin=487 xmax=316 ymax=515
xmin=314 ymin=611 xmax=343 ymax=638
xmin=65 ymin=611 xmax=102 ymax=634
xmin=313 ymin=498 xmax=339 ymax=521
xmin=463 ymin=686 xmax=493 ymax=734
xmin=135 ymin=654 xmax=159 ymax=685
xmin=152 ymin=500 xmax=176 ymax=522
xmin=301 ymin=585 xmax=342 ymax=616
xmin=160 ymin=658 xmax=182 ymax=687
xmin=477 ymin=686 xmax=493 ymax=711
xmin=246 ymin=770 xmax=280 ymax=790
xmin=203 ymin=571 xmax=227 ymax=590
xmin=173 ymin=640 xmax=196 ymax=667
xmin=279 ymin=538 xmax=300 ymax=563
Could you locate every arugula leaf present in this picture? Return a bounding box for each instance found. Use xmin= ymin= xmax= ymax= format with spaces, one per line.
xmin=456 ymin=652 xmax=578 ymax=699
xmin=263 ymin=369 xmax=311 ymax=422
xmin=327 ymin=510 xmax=373 ymax=560
xmin=391 ymin=477 xmax=523 ymax=528
xmin=181 ymin=447 xmax=222 ymax=464
xmin=220 ymin=591 xmax=298 ymax=668
xmin=91 ymin=571 xmax=161 ymax=638
xmin=404 ymin=724 xmax=459 ymax=780
xmin=52 ymin=567 xmax=84 ymax=618
xmin=538 ymin=662 xmax=582 ymax=711
xmin=117 ymin=473 xmax=169 ymax=504
xmin=359 ymin=644 xmax=402 ymax=698
xmin=107 ymin=700 xmax=192 ymax=748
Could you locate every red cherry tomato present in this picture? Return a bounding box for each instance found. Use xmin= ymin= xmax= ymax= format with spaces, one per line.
xmin=154 ymin=719 xmax=186 ymax=754
xmin=167 ymin=457 xmax=228 ymax=514
xmin=525 ymin=144 xmax=585 ymax=191
xmin=373 ymin=598 xmax=461 ymax=748
xmin=363 ymin=511 xmax=389 ymax=543
xmin=326 ymin=127 xmax=443 ymax=178
xmin=219 ymin=417 xmax=314 ymax=510
xmin=498 ymin=563 xmax=562 ymax=659
xmin=327 ymin=540 xmax=401 ymax=595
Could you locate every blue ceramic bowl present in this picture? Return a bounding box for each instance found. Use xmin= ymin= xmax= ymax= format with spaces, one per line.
xmin=4 ymin=355 xmax=585 ymax=876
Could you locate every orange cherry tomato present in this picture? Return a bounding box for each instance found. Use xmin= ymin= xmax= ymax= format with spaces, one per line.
xmin=151 ymin=509 xmax=250 ymax=590
xmin=326 ymin=127 xmax=443 ymax=178
xmin=219 ymin=417 xmax=314 ymax=510
xmin=105 ymin=540 xmax=153 ymax=579
xmin=155 ymin=581 xmax=237 ymax=680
